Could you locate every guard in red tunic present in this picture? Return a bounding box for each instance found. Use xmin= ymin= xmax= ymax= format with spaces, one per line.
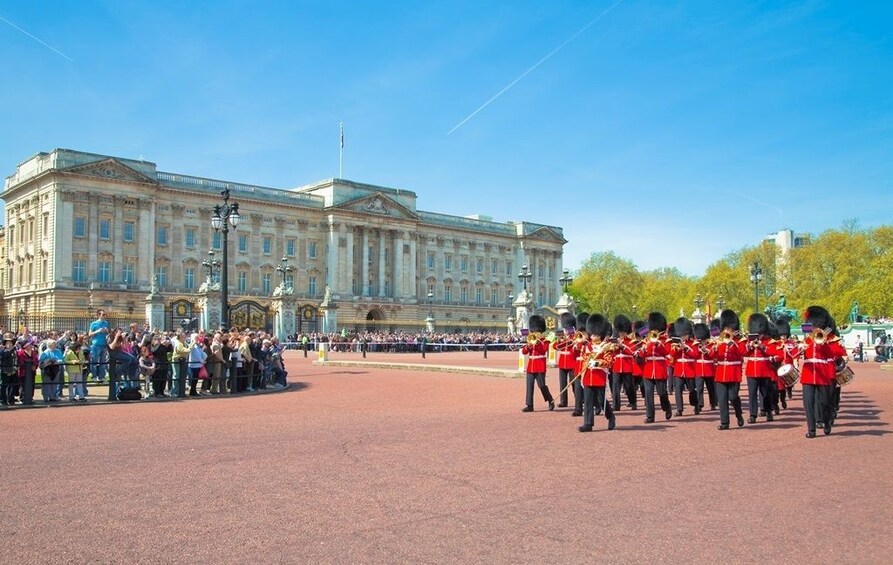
xmin=521 ymin=315 xmax=555 ymax=412
xmin=612 ymin=314 xmax=637 ymax=410
xmin=671 ymin=317 xmax=699 ymax=416
xmin=693 ymin=322 xmax=717 ymax=411
xmin=713 ymin=310 xmax=745 ymax=430
xmin=800 ymin=306 xmax=846 ymax=437
xmin=635 ymin=312 xmax=673 ymax=423
xmin=570 ymin=313 xmax=590 ymax=417
xmin=631 ymin=319 xmax=646 ymax=401
xmin=577 ymin=314 xmax=617 ymax=432
xmin=774 ymin=318 xmax=799 ymax=407
xmin=553 ymin=312 xmax=578 ymax=409
xmin=743 ymin=313 xmax=779 ymax=424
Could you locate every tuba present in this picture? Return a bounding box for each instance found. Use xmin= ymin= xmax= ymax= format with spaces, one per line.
xmin=647 ymin=330 xmax=662 ymax=342
xmin=812 ymin=328 xmax=828 ymax=345
xmin=721 ymin=329 xmax=737 ymax=343
xmin=526 ymin=332 xmax=543 ymax=345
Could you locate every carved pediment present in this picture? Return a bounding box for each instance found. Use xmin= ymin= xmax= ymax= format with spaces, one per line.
xmin=526 ymin=227 xmax=567 ymax=244
xmin=65 ymin=159 xmax=156 ymax=184
xmin=334 ymin=192 xmax=418 ymax=220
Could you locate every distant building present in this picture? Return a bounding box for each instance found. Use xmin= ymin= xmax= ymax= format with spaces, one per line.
xmin=1 ymin=148 xmax=566 ymax=333
xmin=763 ymin=229 xmax=810 ymax=254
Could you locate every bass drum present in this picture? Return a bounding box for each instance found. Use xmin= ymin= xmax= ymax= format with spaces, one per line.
xmin=777 ymin=364 xmax=800 ymax=387
xmin=835 ymin=358 xmax=855 ymax=386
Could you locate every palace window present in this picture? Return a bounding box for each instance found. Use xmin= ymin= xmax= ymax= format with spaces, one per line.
xmin=491 ymin=260 xmax=498 ymax=276
xmin=476 ymin=259 xmax=483 ymax=275
xmin=123 ymin=221 xmax=134 ymax=243
xmin=444 ymin=285 xmax=452 ymax=302
xmin=212 ymin=231 xmax=222 ymax=250
xmin=475 ymin=287 xmax=483 ymax=305
xmin=460 ymin=256 xmax=468 ymax=273
xmin=98 ymin=261 xmax=112 ymax=283
xmin=237 ymin=271 xmax=247 ymax=292
xmin=460 ymin=285 xmax=468 ymax=303
xmin=72 ymin=260 xmax=86 ymax=282
xmin=427 ymin=252 xmax=435 ymax=270
xmin=157 ymin=226 xmax=168 ymax=246
xmin=309 ymin=276 xmax=317 ymax=295
xmin=123 ymin=263 xmax=134 ymax=284
xmin=184 ymin=267 xmax=195 ymax=290
xmin=155 ymin=266 xmax=168 ymax=289
xmin=444 ymin=254 xmax=452 ymax=271
xmin=308 ymin=241 xmax=317 ymax=259
xmin=185 ymin=228 xmax=197 ymax=248
xmin=238 ymin=234 xmax=248 ymax=253
xmin=286 ymin=238 xmax=296 ymax=257
xmin=262 ymin=273 xmax=272 ymax=295
xmin=506 ymin=260 xmax=513 ymax=276
xmin=263 ymin=236 xmax=272 ymax=255
xmin=99 ymin=219 xmax=111 ymax=240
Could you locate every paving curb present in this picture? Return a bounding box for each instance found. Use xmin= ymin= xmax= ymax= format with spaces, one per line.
xmin=880 ymin=363 xmax=893 ymax=372
xmin=313 ymin=359 xmax=522 ymax=378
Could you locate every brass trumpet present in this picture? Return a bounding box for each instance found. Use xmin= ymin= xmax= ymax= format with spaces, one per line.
xmin=526 ymin=332 xmax=543 ymax=345
xmin=647 ymin=330 xmax=662 ymax=342
xmin=720 ymin=329 xmax=738 ymax=343
xmin=812 ymin=328 xmax=827 ymax=345
xmin=573 ymin=330 xmax=587 ymax=345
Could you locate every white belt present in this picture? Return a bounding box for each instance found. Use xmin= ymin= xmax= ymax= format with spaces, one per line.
xmin=716 ymin=361 xmax=742 ymax=366
xmin=696 ymin=360 xmax=714 ymax=364
xmin=529 ymin=355 xmax=546 ymax=360
xmin=743 ymin=357 xmax=770 ymax=362
xmin=802 ymin=358 xmax=831 ymax=364
xmin=645 ymin=356 xmax=666 ymax=361
xmin=675 ymin=359 xmax=695 ymax=363
xmin=614 ymin=354 xmax=631 ymax=358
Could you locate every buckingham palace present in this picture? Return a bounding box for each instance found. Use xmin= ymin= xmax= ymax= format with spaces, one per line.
xmin=1 ymin=148 xmax=567 ymax=335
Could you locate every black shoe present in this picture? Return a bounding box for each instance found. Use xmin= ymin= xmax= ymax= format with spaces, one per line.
xmin=548 ymin=401 xmax=555 ymax=411
xmin=521 ymin=406 xmax=533 ymax=413
xmin=571 ymin=411 xmax=582 ymax=417
xmin=711 ymin=405 xmax=717 ymax=410
xmin=558 ymin=403 xmax=568 ymax=408
xmin=823 ymin=422 xmax=832 ymax=435
xmin=767 ymin=412 xmax=774 ymax=422
xmin=780 ymin=398 xmax=787 ymax=409
xmin=737 ymin=415 xmax=745 ymax=427
xmin=694 ymin=406 xmax=701 ymax=415
xmin=644 ymin=417 xmax=655 ymax=424
xmin=759 ymin=410 xmax=766 ymax=417
xmin=675 ymin=410 xmax=683 ymax=417
xmin=717 ymin=424 xmax=729 ymax=430
xmin=665 ymin=410 xmax=672 ymax=421
xmin=578 ymin=425 xmax=593 ymax=433
xmin=747 ymin=416 xmax=757 ymax=424
xmin=608 ymin=417 xmax=616 ymax=431
xmin=805 ymin=431 xmax=816 ymax=439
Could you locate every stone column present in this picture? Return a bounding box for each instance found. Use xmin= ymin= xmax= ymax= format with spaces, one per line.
xmin=378 ymin=230 xmax=387 ymax=297
xmin=393 ymin=231 xmax=404 ymax=299
xmin=320 ymin=287 xmax=338 ymax=334
xmin=327 ymin=217 xmax=339 ymax=290
xmin=409 ymin=235 xmax=417 ymax=299
xmin=87 ymin=195 xmax=98 ymax=276
xmin=272 ymin=294 xmax=298 ymax=340
xmin=344 ymin=225 xmax=354 ymax=296
xmin=138 ymin=200 xmax=155 ymax=286
xmin=112 ymin=196 xmax=123 ymax=281
xmin=361 ymin=229 xmax=370 ymax=296
xmin=145 ymin=288 xmax=165 ymax=332
xmin=198 ymin=283 xmax=222 ymax=331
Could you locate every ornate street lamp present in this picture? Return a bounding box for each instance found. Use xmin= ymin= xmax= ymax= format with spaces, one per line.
xmin=559 ymin=268 xmax=573 ymax=293
xmin=201 ymin=250 xmax=221 ymax=283
xmin=694 ymin=294 xmax=703 ymax=310
xmin=427 ymin=291 xmax=434 ymax=318
xmin=749 ymin=262 xmax=763 ymax=313
xmin=517 ymin=264 xmax=532 ymax=292
xmin=717 ymin=295 xmax=725 ymax=313
xmin=210 ymin=189 xmax=241 ymax=329
xmin=276 ymin=256 xmax=294 ymax=291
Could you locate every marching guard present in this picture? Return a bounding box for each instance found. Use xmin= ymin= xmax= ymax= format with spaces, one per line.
xmin=577 ymin=314 xmax=617 ymax=432
xmin=636 ymin=312 xmax=673 ymax=423
xmin=520 ymin=315 xmax=555 ymax=412
xmin=713 ymin=310 xmax=745 ymax=430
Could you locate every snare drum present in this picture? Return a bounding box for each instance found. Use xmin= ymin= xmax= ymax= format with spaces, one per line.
xmin=835 ymin=364 xmax=856 ymax=386
xmin=777 ymin=364 xmax=800 ymax=387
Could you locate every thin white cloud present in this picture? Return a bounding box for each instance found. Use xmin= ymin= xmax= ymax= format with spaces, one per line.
xmin=0 ymin=14 xmax=74 ymax=62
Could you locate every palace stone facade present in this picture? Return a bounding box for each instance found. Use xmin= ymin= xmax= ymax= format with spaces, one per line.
xmin=1 ymin=149 xmax=566 ymax=333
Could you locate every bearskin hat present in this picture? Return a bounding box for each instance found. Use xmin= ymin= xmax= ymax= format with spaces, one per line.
xmin=633 ymin=319 xmax=647 ymax=337
xmin=829 ymin=316 xmax=839 ymax=337
xmin=692 ymin=322 xmax=710 ymax=341
xmin=719 ymin=309 xmax=740 ymax=332
xmin=674 ymin=317 xmax=693 ymax=338
xmin=586 ymin=313 xmax=610 ymax=340
xmin=528 ymin=314 xmax=546 ymax=333
xmin=559 ymin=311 xmax=576 ymax=331
xmin=804 ymin=305 xmax=832 ymax=330
xmin=613 ymin=314 xmax=632 ymax=335
xmin=767 ymin=321 xmax=780 ymax=340
xmin=775 ymin=318 xmax=791 ymax=338
xmin=747 ymin=313 xmax=769 ymax=336
xmin=576 ymin=312 xmax=589 ymax=332
xmin=647 ymin=311 xmax=667 ymax=332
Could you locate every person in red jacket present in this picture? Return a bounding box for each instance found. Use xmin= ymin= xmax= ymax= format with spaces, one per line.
xmin=744 ymin=313 xmax=779 ymax=424
xmin=612 ymin=314 xmax=637 ymax=411
xmin=671 ymin=317 xmax=699 ymax=416
xmin=631 ymin=320 xmax=646 ymax=402
xmin=636 ymin=312 xmax=673 ymax=423
xmin=713 ymin=310 xmax=745 ymax=430
xmin=800 ymin=306 xmax=846 ymax=438
xmin=570 ymin=313 xmax=590 ymax=417
xmin=774 ymin=318 xmax=799 ymax=406
xmin=521 ymin=315 xmax=555 ymax=412
xmin=577 ymin=314 xmax=617 ymax=432
xmin=553 ymin=312 xmax=578 ymax=409
xmin=693 ymin=322 xmax=717 ymax=411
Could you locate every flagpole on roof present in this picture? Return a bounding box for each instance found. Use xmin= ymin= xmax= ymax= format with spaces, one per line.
xmin=339 ymin=122 xmax=344 ymax=179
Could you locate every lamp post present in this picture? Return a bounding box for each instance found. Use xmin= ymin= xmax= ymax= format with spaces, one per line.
xmin=518 ymin=264 xmax=532 ymax=292
xmin=694 ymin=294 xmax=703 ymax=310
xmin=717 ymin=295 xmax=725 ymax=313
xmin=632 ymin=304 xmax=637 ymax=319
xmin=276 ymin=256 xmax=294 ymax=291
xmin=210 ymin=189 xmax=241 ymax=329
xmin=427 ymin=291 xmax=434 ymax=318
xmin=201 ymin=250 xmax=220 ymax=283
xmin=749 ymin=262 xmax=763 ymax=313
xmin=559 ymin=268 xmax=573 ymax=293
xmin=507 ymin=292 xmax=515 ymax=336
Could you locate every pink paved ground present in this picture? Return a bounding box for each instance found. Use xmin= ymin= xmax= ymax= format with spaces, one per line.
xmin=2 ymin=353 xmax=891 ymax=564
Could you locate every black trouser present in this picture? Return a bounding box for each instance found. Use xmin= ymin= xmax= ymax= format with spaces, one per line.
xmin=643 ymin=378 xmax=670 ymax=420
xmin=666 ymin=367 xmax=675 ymax=400
xmin=620 ymin=372 xmax=637 ymax=408
xmin=831 ymin=384 xmax=841 ymax=417
xmin=746 ymin=377 xmax=774 ymax=417
xmin=153 ymin=368 xmax=168 ymax=396
xmin=696 ymin=376 xmax=716 ymax=409
xmin=573 ymin=379 xmax=584 ymax=414
xmin=1 ymin=371 xmax=16 ymax=404
xmin=20 ymin=367 xmax=35 ymax=405
xmin=525 ymin=372 xmax=553 ymax=408
xmin=583 ymin=385 xmax=614 ymax=428
xmin=802 ymin=384 xmax=832 ymax=433
xmin=715 ymin=381 xmax=743 ymax=426
xmin=674 ymin=376 xmax=699 ymax=412
xmin=188 ymin=367 xmax=202 ymax=395
xmin=558 ymin=368 xmax=573 ymax=406
xmin=610 ymin=372 xmax=623 ymax=410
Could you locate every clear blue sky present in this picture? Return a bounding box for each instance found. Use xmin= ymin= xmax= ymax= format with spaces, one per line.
xmin=2 ymin=1 xmax=891 ymax=275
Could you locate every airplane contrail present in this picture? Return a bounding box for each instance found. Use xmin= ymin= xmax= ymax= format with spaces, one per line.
xmin=447 ymin=0 xmax=626 ymax=135
xmin=0 ymin=14 xmax=74 ymax=62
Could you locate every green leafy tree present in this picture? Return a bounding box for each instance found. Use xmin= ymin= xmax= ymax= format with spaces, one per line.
xmin=569 ymin=251 xmax=642 ymax=318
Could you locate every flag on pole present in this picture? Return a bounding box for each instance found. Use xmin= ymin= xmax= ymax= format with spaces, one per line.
xmin=340 ymin=122 xmax=344 ymax=148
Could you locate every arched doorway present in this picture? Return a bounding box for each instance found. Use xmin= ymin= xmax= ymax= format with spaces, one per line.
xmin=230 ymin=300 xmax=270 ymax=331
xmin=297 ymin=305 xmax=319 ymax=334
xmin=166 ymin=299 xmax=198 ymax=331
xmin=365 ymin=308 xmax=384 ymax=332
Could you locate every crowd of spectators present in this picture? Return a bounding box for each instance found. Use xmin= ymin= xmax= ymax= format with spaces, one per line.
xmin=283 ymin=330 xmax=522 ymax=353
xmin=0 ymin=309 xmax=289 ymax=407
